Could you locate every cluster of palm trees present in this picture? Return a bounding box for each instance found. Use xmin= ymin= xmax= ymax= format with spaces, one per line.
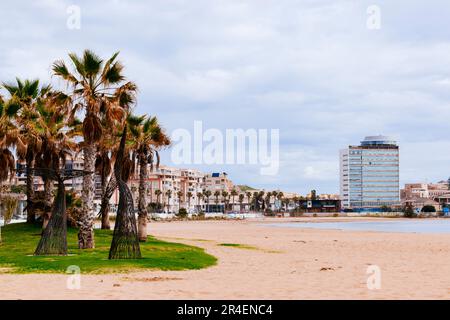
xmin=0 ymin=50 xmax=170 ymax=248
xmin=150 ymin=187 xmax=304 ymax=214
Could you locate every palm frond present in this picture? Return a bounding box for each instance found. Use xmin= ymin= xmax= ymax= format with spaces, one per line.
xmin=52 ymin=60 xmax=79 ymax=83
xmin=82 ymin=49 xmax=103 ymax=77
xmin=5 ymin=98 xmax=21 ymax=117
xmin=68 ymin=52 xmax=86 ymax=78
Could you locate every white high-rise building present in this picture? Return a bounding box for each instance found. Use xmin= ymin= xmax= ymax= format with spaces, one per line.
xmin=340 ymin=135 xmax=400 ymax=211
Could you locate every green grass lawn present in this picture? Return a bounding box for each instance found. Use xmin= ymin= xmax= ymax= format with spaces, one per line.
xmin=0 ymin=223 xmax=217 ymax=274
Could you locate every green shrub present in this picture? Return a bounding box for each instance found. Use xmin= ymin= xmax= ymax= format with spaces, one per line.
xmin=403 ymin=204 xmax=417 ymax=218
xmin=177 ymin=208 xmax=188 ymax=218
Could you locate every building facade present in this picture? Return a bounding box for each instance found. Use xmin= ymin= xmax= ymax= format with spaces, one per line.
xmin=400 ymin=181 xmax=450 ymax=212
xmin=340 ymin=135 xmax=400 ymax=211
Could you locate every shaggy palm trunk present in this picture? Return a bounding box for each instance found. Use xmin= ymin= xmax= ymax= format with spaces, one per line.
xmin=25 ymin=154 xmax=35 ymax=224
xmin=100 ymin=201 xmax=111 ymax=229
xmin=99 ymin=175 xmax=115 ymax=230
xmin=137 ymin=155 xmax=149 ymax=242
xmin=42 ymin=178 xmax=53 ymax=229
xmin=35 ymin=179 xmax=67 ymax=255
xmin=109 ymin=126 xmax=141 ymax=259
xmin=78 ymin=144 xmax=96 ymax=249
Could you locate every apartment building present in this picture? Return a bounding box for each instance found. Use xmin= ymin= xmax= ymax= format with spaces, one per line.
xmin=202 ymin=172 xmax=233 ymax=192
xmin=340 ymin=135 xmax=400 ymax=211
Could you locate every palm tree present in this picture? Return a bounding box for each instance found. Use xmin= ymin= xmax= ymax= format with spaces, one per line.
xmin=292 ymin=196 xmax=299 ymax=212
xmin=277 ymin=192 xmax=284 ymax=212
xmin=127 ymin=114 xmax=170 ymax=241
xmin=176 ymin=191 xmax=183 ymax=212
xmin=186 ymin=191 xmax=193 ymax=212
xmin=264 ymin=194 xmax=271 ymax=212
xmin=203 ymin=190 xmax=211 ymax=213
xmin=93 ymin=117 xmax=123 ymax=230
xmin=252 ymin=192 xmax=259 ymax=211
xmin=52 ymin=50 xmax=137 ymax=248
xmin=196 ymin=192 xmax=203 ymax=212
xmin=155 ymin=189 xmax=162 ymax=212
xmin=246 ymin=191 xmax=252 ymax=211
xmin=213 ymin=191 xmax=220 ymax=212
xmin=0 ymin=96 xmax=18 ymax=185
xmin=2 ymin=79 xmax=52 ymax=224
xmin=221 ymin=191 xmax=229 ymax=212
xmin=165 ymin=189 xmax=172 ymax=213
xmin=230 ymin=188 xmax=238 ymax=211
xmin=33 ymin=94 xmax=77 ymax=228
xmin=238 ymin=194 xmax=244 ymax=213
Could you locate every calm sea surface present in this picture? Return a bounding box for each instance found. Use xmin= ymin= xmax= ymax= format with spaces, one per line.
xmin=267 ymin=219 xmax=450 ymax=234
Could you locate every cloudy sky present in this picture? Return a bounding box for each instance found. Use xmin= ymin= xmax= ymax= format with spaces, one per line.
xmin=1 ymin=0 xmax=450 ymax=194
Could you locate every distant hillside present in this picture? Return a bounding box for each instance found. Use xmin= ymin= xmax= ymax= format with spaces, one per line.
xmin=237 ymin=185 xmax=257 ymax=192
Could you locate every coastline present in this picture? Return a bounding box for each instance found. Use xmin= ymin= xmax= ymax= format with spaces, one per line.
xmin=1 ymin=217 xmax=449 ymax=300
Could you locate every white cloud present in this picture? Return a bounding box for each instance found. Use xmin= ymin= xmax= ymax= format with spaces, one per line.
xmin=1 ymin=0 xmax=450 ymax=194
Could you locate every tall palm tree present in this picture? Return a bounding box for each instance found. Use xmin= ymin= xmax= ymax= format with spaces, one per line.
xmin=230 ymin=188 xmax=238 ymax=211
xmin=2 ymin=79 xmax=52 ymax=223
xmin=93 ymin=118 xmax=123 ymax=230
xmin=165 ymin=189 xmax=172 ymax=213
xmin=221 ymin=190 xmax=229 ymax=212
xmin=213 ymin=191 xmax=220 ymax=212
xmin=246 ymin=191 xmax=252 ymax=211
xmin=52 ymin=50 xmax=137 ymax=248
xmin=33 ymin=94 xmax=77 ymax=228
xmin=203 ymin=190 xmax=211 ymax=213
xmin=252 ymin=192 xmax=259 ymax=211
xmin=186 ymin=191 xmax=193 ymax=212
xmin=127 ymin=114 xmax=170 ymax=241
xmin=264 ymin=194 xmax=271 ymax=212
xmin=238 ymin=194 xmax=244 ymax=213
xmin=196 ymin=192 xmax=203 ymax=212
xmin=155 ymin=189 xmax=162 ymax=212
xmin=0 ymin=95 xmax=18 ymax=185
xmin=176 ymin=191 xmax=183 ymax=212
xmin=276 ymin=192 xmax=284 ymax=213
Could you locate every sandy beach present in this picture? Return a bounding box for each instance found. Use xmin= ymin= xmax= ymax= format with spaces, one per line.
xmin=1 ymin=217 xmax=449 ymax=300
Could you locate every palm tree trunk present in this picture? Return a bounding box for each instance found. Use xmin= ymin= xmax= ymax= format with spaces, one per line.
xmin=137 ymin=155 xmax=148 ymax=242
xmin=109 ymin=127 xmax=141 ymax=259
xmin=42 ymin=178 xmax=53 ymax=229
xmin=79 ymin=144 xmax=96 ymax=249
xmin=99 ymin=175 xmax=116 ymax=230
xmin=35 ymin=178 xmax=67 ymax=255
xmin=25 ymin=153 xmax=35 ymax=224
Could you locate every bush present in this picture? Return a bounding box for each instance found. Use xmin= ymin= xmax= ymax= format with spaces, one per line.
xmin=177 ymin=208 xmax=188 ymax=219
xmin=403 ymin=204 xmax=417 ymax=218
xmin=148 ymin=202 xmax=163 ymax=213
xmin=333 ymin=213 xmax=339 ymax=217
xmin=313 ymin=213 xmax=318 ymax=217
xmin=421 ymin=205 xmax=436 ymax=213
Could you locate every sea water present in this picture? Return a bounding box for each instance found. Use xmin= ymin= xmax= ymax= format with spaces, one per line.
xmin=267 ymin=219 xmax=450 ymax=234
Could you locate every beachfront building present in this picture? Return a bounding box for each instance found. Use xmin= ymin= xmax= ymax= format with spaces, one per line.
xmin=202 ymin=172 xmax=233 ymax=192
xmin=401 ymin=182 xmax=450 ymax=200
xmin=340 ymin=135 xmax=400 ymax=212
xmin=180 ymin=169 xmax=205 ymax=213
xmin=400 ymin=181 xmax=450 ymax=212
xmin=11 ymin=153 xmax=312 ymax=216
